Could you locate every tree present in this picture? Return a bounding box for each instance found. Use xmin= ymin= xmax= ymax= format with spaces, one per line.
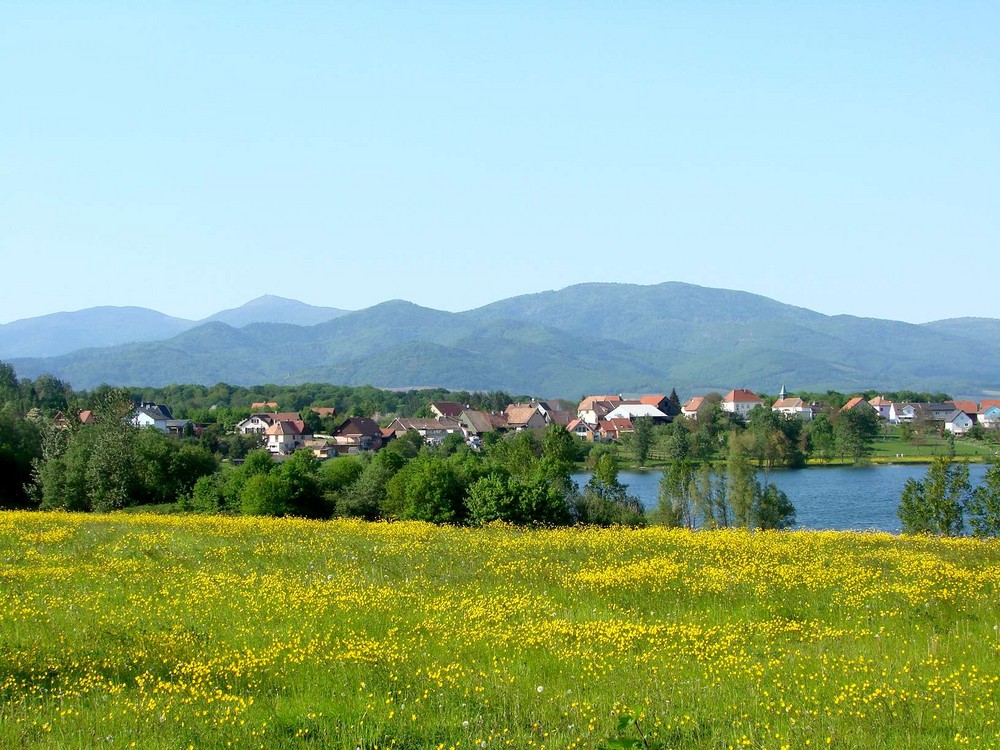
xmin=536 ymin=424 xmax=579 ymax=495
xmin=835 ymin=408 xmax=880 ymax=463
xmin=752 ymin=484 xmax=796 ymax=530
xmin=807 ymin=414 xmax=836 ymax=462
xmin=630 ymin=417 xmax=654 ymax=467
xmin=898 ymin=456 xmax=971 ymax=535
xmin=695 ymin=463 xmax=729 ymax=529
xmin=343 ymin=450 xmax=406 ymax=519
xmin=725 ymin=435 xmax=756 ymax=527
xmin=385 ymin=454 xmax=463 ymax=523
xmin=662 ymin=421 xmax=691 ymax=461
xmin=667 ymin=388 xmax=682 ymax=416
xmin=0 ymin=411 xmax=42 ymax=508
xmin=240 ymin=473 xmax=292 ymax=516
xmin=34 ymin=387 xmax=140 ymax=512
xmin=967 ymin=459 xmax=1000 ymax=537
xmin=574 ymin=453 xmax=645 ymax=526
xmin=466 ymin=472 xmax=570 ymax=526
xmin=655 ymin=459 xmax=695 ymax=527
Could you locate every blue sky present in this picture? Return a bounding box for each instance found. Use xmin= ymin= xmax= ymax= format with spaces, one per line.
xmin=2 ymin=1 xmax=997 ymax=324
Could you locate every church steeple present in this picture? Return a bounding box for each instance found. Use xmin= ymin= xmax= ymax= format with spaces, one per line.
xmin=779 ymin=384 xmax=787 ymax=401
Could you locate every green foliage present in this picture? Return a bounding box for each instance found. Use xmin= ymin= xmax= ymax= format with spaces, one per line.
xmin=655 ymin=459 xmax=695 ymax=527
xmin=629 ymin=417 xmax=654 ymax=467
xmin=486 ymin=430 xmax=542 ymax=478
xmin=807 ymin=413 xmax=836 ymax=461
xmin=898 ymin=457 xmax=971 ymax=536
xmin=967 ymin=459 xmax=1000 ymax=537
xmin=835 ymin=408 xmax=881 ymax=463
xmin=575 ymin=456 xmax=645 ymax=526
xmin=0 ymin=409 xmax=42 ymax=508
xmin=725 ymin=435 xmax=755 ymax=528
xmin=340 ymin=451 xmax=406 ymax=519
xmin=466 ymin=472 xmax=571 ymax=526
xmin=240 ymin=473 xmax=291 ymax=516
xmin=385 ymin=455 xmax=463 ymax=523
xmin=752 ymin=484 xmax=796 ymax=530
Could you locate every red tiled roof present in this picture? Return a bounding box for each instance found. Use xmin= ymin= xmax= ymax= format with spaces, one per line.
xmin=840 ymin=397 xmax=867 ymax=411
xmin=723 ymin=389 xmax=762 ymax=404
xmin=264 ymin=420 xmax=302 ymax=436
xmin=682 ymin=397 xmax=704 ymax=411
xmin=951 ymin=401 xmax=978 ymax=415
xmin=638 ymin=395 xmax=667 ymax=406
xmin=980 ymin=399 xmax=1000 ymax=412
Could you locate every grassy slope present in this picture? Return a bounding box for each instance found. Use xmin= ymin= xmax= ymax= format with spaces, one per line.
xmin=1 ymin=513 xmax=998 ymax=749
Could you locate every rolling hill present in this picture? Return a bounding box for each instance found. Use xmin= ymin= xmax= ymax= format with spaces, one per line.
xmin=8 ymin=282 xmax=1000 ymax=397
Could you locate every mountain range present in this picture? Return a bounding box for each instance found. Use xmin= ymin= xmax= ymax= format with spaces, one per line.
xmin=4 ymin=284 xmax=999 ymax=398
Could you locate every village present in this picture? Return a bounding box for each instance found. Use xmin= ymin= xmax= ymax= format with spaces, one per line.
xmin=93 ymin=388 xmax=1000 ymax=459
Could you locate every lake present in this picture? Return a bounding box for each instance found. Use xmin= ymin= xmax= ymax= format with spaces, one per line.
xmin=572 ymin=463 xmax=992 ymax=533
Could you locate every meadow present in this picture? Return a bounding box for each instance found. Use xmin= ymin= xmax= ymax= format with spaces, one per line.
xmin=0 ymin=513 xmax=998 ymax=749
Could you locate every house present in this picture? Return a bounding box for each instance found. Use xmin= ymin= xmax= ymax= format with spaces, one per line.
xmin=331 ymin=417 xmax=383 ymax=453
xmin=927 ymin=403 xmax=959 ymax=422
xmin=236 ymin=412 xmax=300 ymax=435
xmin=598 ymin=418 xmax=634 ymax=441
xmin=304 ymin=437 xmax=337 ymax=459
xmin=264 ymin=420 xmax=311 ymax=455
xmin=889 ymin=402 xmax=914 ymax=423
xmin=504 ymin=404 xmax=547 ymax=431
xmin=567 ymin=418 xmax=598 ymax=441
xmin=771 ymin=397 xmax=813 ymax=420
xmin=637 ymin=394 xmax=670 ymax=413
xmin=459 ymin=409 xmax=510 ymax=442
xmin=577 ymin=396 xmax=623 ymax=425
xmin=251 ymin=401 xmax=279 ymax=411
xmin=133 ymin=403 xmax=191 ymax=436
xmin=868 ymin=396 xmax=894 ymax=420
xmin=309 ymin=406 xmax=336 ymax=419
xmin=384 ymin=417 xmax=463 ymax=446
xmin=951 ymin=401 xmax=978 ymax=419
xmin=840 ymin=396 xmax=876 ymax=415
xmin=979 ymin=405 xmax=1000 ymax=429
xmin=78 ymin=409 xmax=96 ymax=425
xmin=944 ymin=410 xmax=975 ymax=435
xmin=545 ymin=409 xmax=576 ymax=427
xmin=604 ymin=403 xmax=671 ymax=423
xmin=721 ymin=389 xmax=764 ymax=417
xmin=681 ymin=396 xmax=705 ymax=420
xmin=429 ymin=402 xmax=465 ymax=419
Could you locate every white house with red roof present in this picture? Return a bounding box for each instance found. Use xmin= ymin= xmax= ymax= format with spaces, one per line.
xmin=867 ymin=396 xmax=893 ymax=420
xmin=771 ymin=396 xmax=813 ymax=420
xmin=681 ymin=396 xmax=705 ymax=420
xmin=264 ymin=419 xmax=311 ymax=455
xmin=721 ymin=389 xmax=763 ymax=417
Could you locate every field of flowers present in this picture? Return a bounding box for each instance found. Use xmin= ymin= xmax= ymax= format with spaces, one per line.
xmin=0 ymin=512 xmax=998 ymax=749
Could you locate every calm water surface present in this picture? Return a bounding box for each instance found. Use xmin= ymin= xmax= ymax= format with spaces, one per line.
xmin=572 ymin=464 xmax=991 ymax=533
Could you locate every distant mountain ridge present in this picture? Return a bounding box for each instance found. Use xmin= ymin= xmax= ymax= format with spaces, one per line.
xmin=7 ymin=282 xmax=1000 ymax=397
xmin=0 ymin=295 xmax=349 ymax=359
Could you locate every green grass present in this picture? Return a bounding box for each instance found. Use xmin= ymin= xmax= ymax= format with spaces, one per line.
xmin=1 ymin=512 xmax=998 ymax=749
xmin=871 ymin=433 xmax=998 ymax=462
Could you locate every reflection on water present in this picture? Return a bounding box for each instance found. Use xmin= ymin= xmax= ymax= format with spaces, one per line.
xmin=572 ymin=463 xmax=991 ymax=533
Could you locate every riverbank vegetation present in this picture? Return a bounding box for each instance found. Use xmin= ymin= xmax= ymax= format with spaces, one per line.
xmin=1 ymin=512 xmax=998 ymax=749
